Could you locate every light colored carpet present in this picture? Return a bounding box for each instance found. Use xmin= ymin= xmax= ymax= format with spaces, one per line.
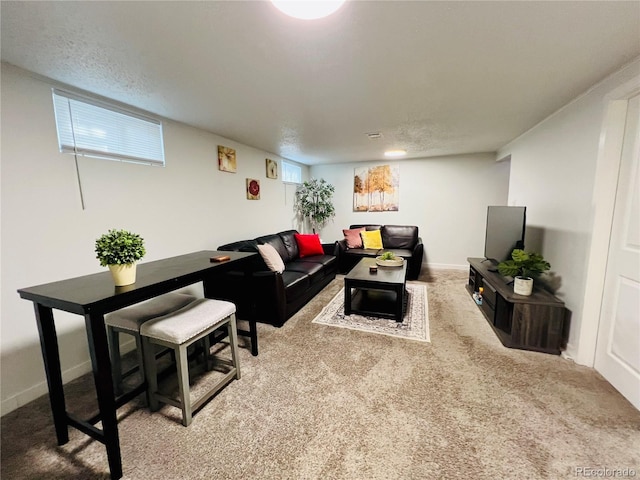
xmin=2 ymin=269 xmax=639 ymax=479
xmin=312 ymin=283 xmax=430 ymax=343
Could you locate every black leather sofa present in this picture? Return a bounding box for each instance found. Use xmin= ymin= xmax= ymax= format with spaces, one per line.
xmin=335 ymin=224 xmax=424 ymax=280
xmin=215 ymin=230 xmax=337 ymax=327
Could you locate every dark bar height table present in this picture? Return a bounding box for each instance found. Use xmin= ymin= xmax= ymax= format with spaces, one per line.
xmin=17 ymin=250 xmax=256 ymax=480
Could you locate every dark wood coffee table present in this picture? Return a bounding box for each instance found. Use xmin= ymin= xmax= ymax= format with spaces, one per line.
xmin=344 ymin=257 xmax=407 ymax=322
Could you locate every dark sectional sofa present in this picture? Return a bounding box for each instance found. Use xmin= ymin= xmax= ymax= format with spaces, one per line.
xmin=215 ymin=229 xmax=337 ymax=327
xmin=335 ymin=224 xmax=424 ymax=280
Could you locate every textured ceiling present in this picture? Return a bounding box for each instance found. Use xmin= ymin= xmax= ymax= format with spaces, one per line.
xmin=2 ymin=1 xmax=639 ymax=165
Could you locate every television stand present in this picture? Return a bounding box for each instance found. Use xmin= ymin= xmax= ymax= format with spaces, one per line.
xmin=467 ymin=257 xmax=566 ymax=355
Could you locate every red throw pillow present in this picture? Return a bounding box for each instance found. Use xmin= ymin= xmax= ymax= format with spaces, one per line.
xmin=294 ymin=233 xmax=324 ymax=258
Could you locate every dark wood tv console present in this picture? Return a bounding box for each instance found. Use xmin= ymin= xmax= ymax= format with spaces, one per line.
xmin=467 ymin=257 xmax=566 ymax=355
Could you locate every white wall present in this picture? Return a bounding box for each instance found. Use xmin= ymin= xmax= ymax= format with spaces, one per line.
xmin=310 ymin=154 xmax=510 ymax=269
xmin=0 ymin=64 xmax=308 ymax=415
xmin=497 ymin=57 xmax=640 ymax=363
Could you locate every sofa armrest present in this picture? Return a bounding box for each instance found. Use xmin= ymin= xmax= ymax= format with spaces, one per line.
xmin=252 ymin=271 xmax=287 ymax=326
xmin=408 ymin=237 xmax=424 ymax=280
xmin=322 ymin=243 xmax=336 ymax=256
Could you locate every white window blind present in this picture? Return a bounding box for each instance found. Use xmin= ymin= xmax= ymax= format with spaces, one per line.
xmin=282 ymin=161 xmax=302 ymax=183
xmin=52 ymin=89 xmax=165 ymax=166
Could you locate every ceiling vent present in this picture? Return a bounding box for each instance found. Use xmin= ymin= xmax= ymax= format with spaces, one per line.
xmin=366 ymin=132 xmax=382 ymax=139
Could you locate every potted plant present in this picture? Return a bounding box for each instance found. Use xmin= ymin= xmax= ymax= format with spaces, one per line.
xmin=497 ymin=249 xmax=550 ymax=296
xmin=294 ymin=178 xmax=336 ymax=234
xmin=95 ymin=229 xmax=146 ymax=286
xmin=376 ymin=251 xmax=404 ymax=267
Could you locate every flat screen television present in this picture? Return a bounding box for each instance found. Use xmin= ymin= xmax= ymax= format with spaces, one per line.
xmin=484 ymin=206 xmax=526 ymax=266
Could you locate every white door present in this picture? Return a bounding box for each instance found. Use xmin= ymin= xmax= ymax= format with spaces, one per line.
xmin=594 ymin=93 xmax=640 ymax=410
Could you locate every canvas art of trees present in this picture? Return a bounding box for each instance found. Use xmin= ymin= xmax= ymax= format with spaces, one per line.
xmin=353 ymin=164 xmax=399 ymax=212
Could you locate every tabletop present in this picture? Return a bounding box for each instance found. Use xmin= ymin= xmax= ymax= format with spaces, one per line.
xmin=18 ymin=250 xmax=256 ymax=315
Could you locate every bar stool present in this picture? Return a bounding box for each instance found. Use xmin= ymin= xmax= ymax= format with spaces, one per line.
xmin=105 ymin=292 xmax=198 ymax=395
xmin=140 ymin=298 xmax=241 ymax=426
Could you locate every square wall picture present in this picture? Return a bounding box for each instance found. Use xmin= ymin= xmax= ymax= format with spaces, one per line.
xmin=353 ymin=164 xmax=400 ymax=211
xmin=218 ymin=146 xmax=237 ymax=173
xmin=266 ymin=158 xmax=278 ymax=179
xmin=246 ymin=178 xmax=260 ymax=200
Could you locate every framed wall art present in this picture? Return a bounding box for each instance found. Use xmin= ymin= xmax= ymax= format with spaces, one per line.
xmin=353 ymin=164 xmax=400 ymax=212
xmin=246 ymin=178 xmax=260 ymax=200
xmin=218 ymin=145 xmax=237 ymax=173
xmin=266 ymin=158 xmax=278 ymax=179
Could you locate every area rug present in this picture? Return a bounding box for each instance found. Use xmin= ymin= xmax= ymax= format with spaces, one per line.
xmin=312 ymin=282 xmax=430 ymax=342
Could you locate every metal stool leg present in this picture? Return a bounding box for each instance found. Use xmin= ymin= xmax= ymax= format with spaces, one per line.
xmin=175 ymin=344 xmax=192 ymax=427
xmin=228 ymin=315 xmax=241 ymax=380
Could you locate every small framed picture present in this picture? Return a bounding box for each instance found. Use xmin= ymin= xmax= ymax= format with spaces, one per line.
xmin=246 ymin=178 xmax=260 ymax=200
xmin=266 ymin=158 xmax=278 ymax=179
xmin=218 ymin=146 xmax=237 ymax=173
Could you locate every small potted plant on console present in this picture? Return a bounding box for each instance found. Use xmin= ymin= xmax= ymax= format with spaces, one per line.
xmin=95 ymin=228 xmax=146 ymax=286
xmin=497 ymin=249 xmax=550 ymax=296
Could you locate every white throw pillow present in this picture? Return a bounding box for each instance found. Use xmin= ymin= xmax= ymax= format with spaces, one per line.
xmin=257 ymin=244 xmax=285 ymax=273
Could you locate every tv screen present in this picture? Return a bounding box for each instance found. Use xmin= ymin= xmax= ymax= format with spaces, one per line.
xmin=484 ymin=206 xmax=526 ymax=265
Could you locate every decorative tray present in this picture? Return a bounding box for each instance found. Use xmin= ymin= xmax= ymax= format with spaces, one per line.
xmin=375 ymin=256 xmax=404 ymax=267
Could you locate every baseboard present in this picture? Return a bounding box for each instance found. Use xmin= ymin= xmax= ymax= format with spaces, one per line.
xmin=1 ymin=359 xmax=92 ymax=416
xmin=1 ymin=337 xmax=136 ymax=417
xmin=561 ymin=342 xmax=578 ymax=363
xmin=426 ymin=263 xmax=468 ymax=271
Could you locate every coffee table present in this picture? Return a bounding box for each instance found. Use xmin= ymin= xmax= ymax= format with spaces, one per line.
xmin=344 ymin=257 xmax=407 ymax=322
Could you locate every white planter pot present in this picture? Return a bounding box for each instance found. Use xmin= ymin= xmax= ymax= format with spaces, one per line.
xmin=514 ymin=276 xmax=533 ymax=296
xmin=108 ymin=263 xmax=137 ymax=286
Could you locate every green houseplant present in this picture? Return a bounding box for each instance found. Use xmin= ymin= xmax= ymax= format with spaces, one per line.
xmin=376 ymin=250 xmax=404 ymax=267
xmin=379 ymin=251 xmax=397 ymax=261
xmin=497 ymin=249 xmax=550 ymax=296
xmin=294 ymin=178 xmax=336 ymax=234
xmin=95 ymin=229 xmax=146 ymax=286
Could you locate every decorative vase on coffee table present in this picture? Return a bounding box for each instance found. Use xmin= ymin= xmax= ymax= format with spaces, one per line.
xmin=375 ymin=256 xmax=404 ymax=267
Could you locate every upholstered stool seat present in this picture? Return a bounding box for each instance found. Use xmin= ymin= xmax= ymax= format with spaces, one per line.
xmin=105 ymin=292 xmax=198 ymax=395
xmin=140 ymin=298 xmax=240 ymax=426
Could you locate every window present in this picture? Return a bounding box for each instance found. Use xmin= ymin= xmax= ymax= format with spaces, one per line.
xmin=52 ymin=89 xmax=165 ymax=166
xmin=282 ymin=160 xmax=302 ymax=183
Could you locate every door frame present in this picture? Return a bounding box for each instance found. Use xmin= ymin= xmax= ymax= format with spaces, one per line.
xmin=576 ymin=74 xmax=640 ymax=367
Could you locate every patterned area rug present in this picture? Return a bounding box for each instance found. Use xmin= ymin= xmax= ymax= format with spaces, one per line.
xmin=312 ymin=282 xmax=430 ymax=342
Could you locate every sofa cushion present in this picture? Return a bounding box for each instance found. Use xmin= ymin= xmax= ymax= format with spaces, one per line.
xmin=256 ymin=233 xmax=291 ymax=263
xmin=281 ymin=271 xmax=310 ymax=300
xmin=278 ymin=230 xmax=300 ymax=260
xmin=379 ymin=248 xmax=414 ymax=259
xmin=298 ymin=254 xmax=337 ymax=268
xmin=381 ymin=225 xmax=418 ymax=249
xmin=286 ymin=261 xmax=324 ymax=286
xmin=343 ymin=227 xmax=365 ymax=249
xmin=361 ymin=229 xmax=383 ymax=249
xmin=257 ymin=244 xmax=285 ymax=273
xmin=343 ymin=248 xmax=381 ymax=258
xmin=294 ymin=233 xmax=324 ymax=257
